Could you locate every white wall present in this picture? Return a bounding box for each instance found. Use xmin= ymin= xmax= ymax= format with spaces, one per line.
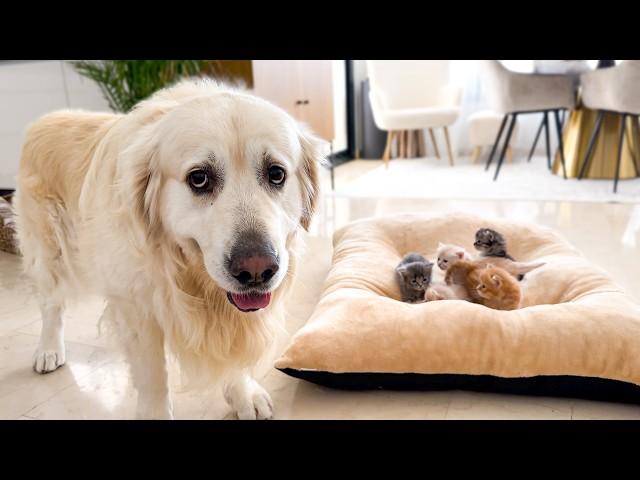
xmin=0 ymin=61 xmax=110 ymax=189
xmin=351 ymin=60 xmax=368 ymax=157
xmin=331 ymin=60 xmax=347 ymax=152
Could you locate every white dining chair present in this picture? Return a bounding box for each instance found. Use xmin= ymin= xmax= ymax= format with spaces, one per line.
xmin=366 ymin=60 xmax=462 ymax=167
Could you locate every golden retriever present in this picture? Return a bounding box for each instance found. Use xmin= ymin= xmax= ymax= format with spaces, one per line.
xmin=13 ymin=79 xmax=322 ymax=419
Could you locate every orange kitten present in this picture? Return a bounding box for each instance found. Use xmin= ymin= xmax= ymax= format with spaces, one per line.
xmin=475 ymin=265 xmax=521 ymax=310
xmin=445 ymin=261 xmax=521 ymax=310
xmin=444 ymin=260 xmax=484 ymax=303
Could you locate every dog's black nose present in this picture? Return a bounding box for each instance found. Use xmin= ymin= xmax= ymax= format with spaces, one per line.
xmin=227 ymin=231 xmax=279 ymax=286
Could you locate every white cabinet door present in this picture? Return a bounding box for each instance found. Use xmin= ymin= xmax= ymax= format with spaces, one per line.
xmin=252 ymin=60 xmax=304 ymax=119
xmin=296 ymin=60 xmax=335 ymax=143
xmin=252 ymin=60 xmax=336 ymax=143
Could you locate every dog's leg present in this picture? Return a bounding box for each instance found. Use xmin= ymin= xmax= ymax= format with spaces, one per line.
xmin=110 ymin=304 xmax=173 ymax=420
xmin=223 ymin=371 xmax=274 ymax=420
xmin=33 ymin=300 xmax=66 ymax=373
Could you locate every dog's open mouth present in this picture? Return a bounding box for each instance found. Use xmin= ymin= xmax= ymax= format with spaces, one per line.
xmin=226 ymin=291 xmax=272 ymax=312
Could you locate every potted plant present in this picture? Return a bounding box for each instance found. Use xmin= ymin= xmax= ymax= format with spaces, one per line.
xmin=69 ymin=60 xmax=214 ymax=113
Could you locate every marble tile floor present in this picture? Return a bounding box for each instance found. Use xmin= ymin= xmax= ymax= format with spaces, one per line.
xmin=2 ymin=158 xmax=640 ymax=419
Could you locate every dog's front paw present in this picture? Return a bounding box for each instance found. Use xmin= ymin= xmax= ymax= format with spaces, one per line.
xmin=224 ymin=377 xmax=274 ymax=420
xmin=33 ymin=344 xmax=66 ymax=374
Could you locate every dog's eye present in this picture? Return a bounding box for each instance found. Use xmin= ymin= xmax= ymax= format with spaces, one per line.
xmin=268 ymin=165 xmax=286 ymax=186
xmin=188 ymin=169 xmax=210 ymax=192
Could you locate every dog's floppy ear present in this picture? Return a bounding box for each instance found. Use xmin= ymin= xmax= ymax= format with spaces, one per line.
xmin=296 ymin=125 xmax=324 ymax=231
xmin=121 ymin=128 xmax=163 ymax=241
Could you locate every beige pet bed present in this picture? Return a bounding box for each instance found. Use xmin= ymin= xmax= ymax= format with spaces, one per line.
xmin=275 ymin=214 xmax=640 ymax=403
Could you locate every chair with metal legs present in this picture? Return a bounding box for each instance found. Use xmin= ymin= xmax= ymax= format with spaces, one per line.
xmin=577 ymin=60 xmax=640 ymax=193
xmin=480 ymin=61 xmax=577 ymax=181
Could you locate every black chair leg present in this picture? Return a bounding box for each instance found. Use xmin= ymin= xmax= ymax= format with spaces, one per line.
xmin=485 ymin=114 xmax=509 ymax=171
xmin=544 ymin=111 xmax=551 ymax=170
xmin=493 ymin=114 xmax=518 ymax=181
xmin=554 ymin=109 xmax=567 ymax=179
xmin=330 ymin=162 xmax=335 ymax=190
xmin=528 ymin=115 xmax=545 ymax=163
xmin=613 ymin=113 xmax=627 ymax=193
xmin=578 ymin=110 xmax=605 ymax=180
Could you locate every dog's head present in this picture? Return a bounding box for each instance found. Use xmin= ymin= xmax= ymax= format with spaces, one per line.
xmin=121 ymin=80 xmax=322 ymax=313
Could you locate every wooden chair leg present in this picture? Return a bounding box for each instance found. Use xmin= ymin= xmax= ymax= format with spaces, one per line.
xmin=417 ymin=129 xmax=427 ymax=157
xmin=399 ymin=130 xmax=406 ymax=158
xmin=471 ymin=146 xmax=481 ymax=164
xmin=407 ymin=129 xmax=414 ymax=157
xmin=429 ymin=128 xmax=440 ymax=159
xmin=382 ymin=131 xmax=393 ymax=167
xmin=506 ymin=145 xmax=513 ymax=163
xmin=443 ymin=127 xmax=454 ymax=166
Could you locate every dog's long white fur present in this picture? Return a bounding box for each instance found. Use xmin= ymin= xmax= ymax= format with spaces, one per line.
xmin=14 ymin=79 xmax=322 ymax=419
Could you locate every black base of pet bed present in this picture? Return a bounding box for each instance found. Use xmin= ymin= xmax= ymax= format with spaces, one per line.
xmin=278 ymin=369 xmax=640 ymax=405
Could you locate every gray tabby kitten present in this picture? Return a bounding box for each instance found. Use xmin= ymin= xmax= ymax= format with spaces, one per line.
xmin=474 ymin=228 xmax=515 ymax=260
xmin=395 ymin=253 xmax=434 ymax=303
xmin=474 ymin=228 xmax=524 ymax=280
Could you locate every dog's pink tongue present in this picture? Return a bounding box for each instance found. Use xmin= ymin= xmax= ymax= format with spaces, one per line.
xmin=231 ymin=292 xmax=271 ymax=311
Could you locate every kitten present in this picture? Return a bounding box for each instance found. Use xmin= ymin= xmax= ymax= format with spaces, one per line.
xmin=444 ymin=259 xmax=484 ymax=303
xmin=395 ymin=253 xmax=434 ymax=303
xmin=474 ymin=228 xmax=515 ymax=261
xmin=475 ymin=264 xmax=521 ymax=310
xmin=475 ymin=227 xmax=530 ymax=280
xmin=445 ymin=260 xmax=521 ymax=310
xmin=437 ymin=242 xmax=544 ymax=280
xmin=436 ymin=242 xmax=473 ymax=271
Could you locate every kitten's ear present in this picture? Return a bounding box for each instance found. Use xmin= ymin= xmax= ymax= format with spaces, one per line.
xmin=438 ymin=242 xmax=445 ymax=249
xmin=491 ymin=274 xmax=502 ymax=287
xmin=397 ymin=266 xmax=407 ymax=277
xmin=456 ymin=250 xmax=465 ymax=259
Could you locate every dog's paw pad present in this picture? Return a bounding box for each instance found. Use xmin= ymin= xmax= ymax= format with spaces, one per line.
xmin=33 ymin=347 xmax=65 ymax=374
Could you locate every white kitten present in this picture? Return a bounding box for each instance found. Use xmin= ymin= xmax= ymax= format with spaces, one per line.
xmin=436 ymin=242 xmax=472 ymax=271
xmin=435 ymin=242 xmax=544 ymax=279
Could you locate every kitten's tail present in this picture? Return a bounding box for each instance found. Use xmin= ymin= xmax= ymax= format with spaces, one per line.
xmin=506 ymin=261 xmax=546 ymax=276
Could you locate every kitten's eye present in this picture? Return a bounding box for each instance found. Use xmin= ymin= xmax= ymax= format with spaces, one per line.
xmin=188 ymin=169 xmax=211 ymax=192
xmin=268 ymin=165 xmax=286 ymax=186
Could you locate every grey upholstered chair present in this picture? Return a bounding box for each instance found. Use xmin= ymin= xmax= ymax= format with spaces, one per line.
xmin=578 ymin=60 xmax=640 ymax=192
xmin=527 ymin=61 xmax=590 ymax=163
xmin=481 ymin=60 xmax=577 ymax=180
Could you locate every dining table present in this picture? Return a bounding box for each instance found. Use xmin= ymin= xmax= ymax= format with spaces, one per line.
xmin=547 ymin=60 xmax=639 ymax=180
xmin=504 ymin=60 xmax=639 ymax=181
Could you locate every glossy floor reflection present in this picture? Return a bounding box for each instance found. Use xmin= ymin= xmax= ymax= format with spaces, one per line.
xmin=1 ymin=158 xmax=639 ymax=419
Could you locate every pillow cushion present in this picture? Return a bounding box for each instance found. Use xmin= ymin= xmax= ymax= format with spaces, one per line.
xmin=275 ymin=213 xmax=640 ymax=403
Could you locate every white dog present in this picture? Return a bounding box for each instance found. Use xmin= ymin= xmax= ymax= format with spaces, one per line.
xmin=13 ymin=79 xmax=322 ymax=419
